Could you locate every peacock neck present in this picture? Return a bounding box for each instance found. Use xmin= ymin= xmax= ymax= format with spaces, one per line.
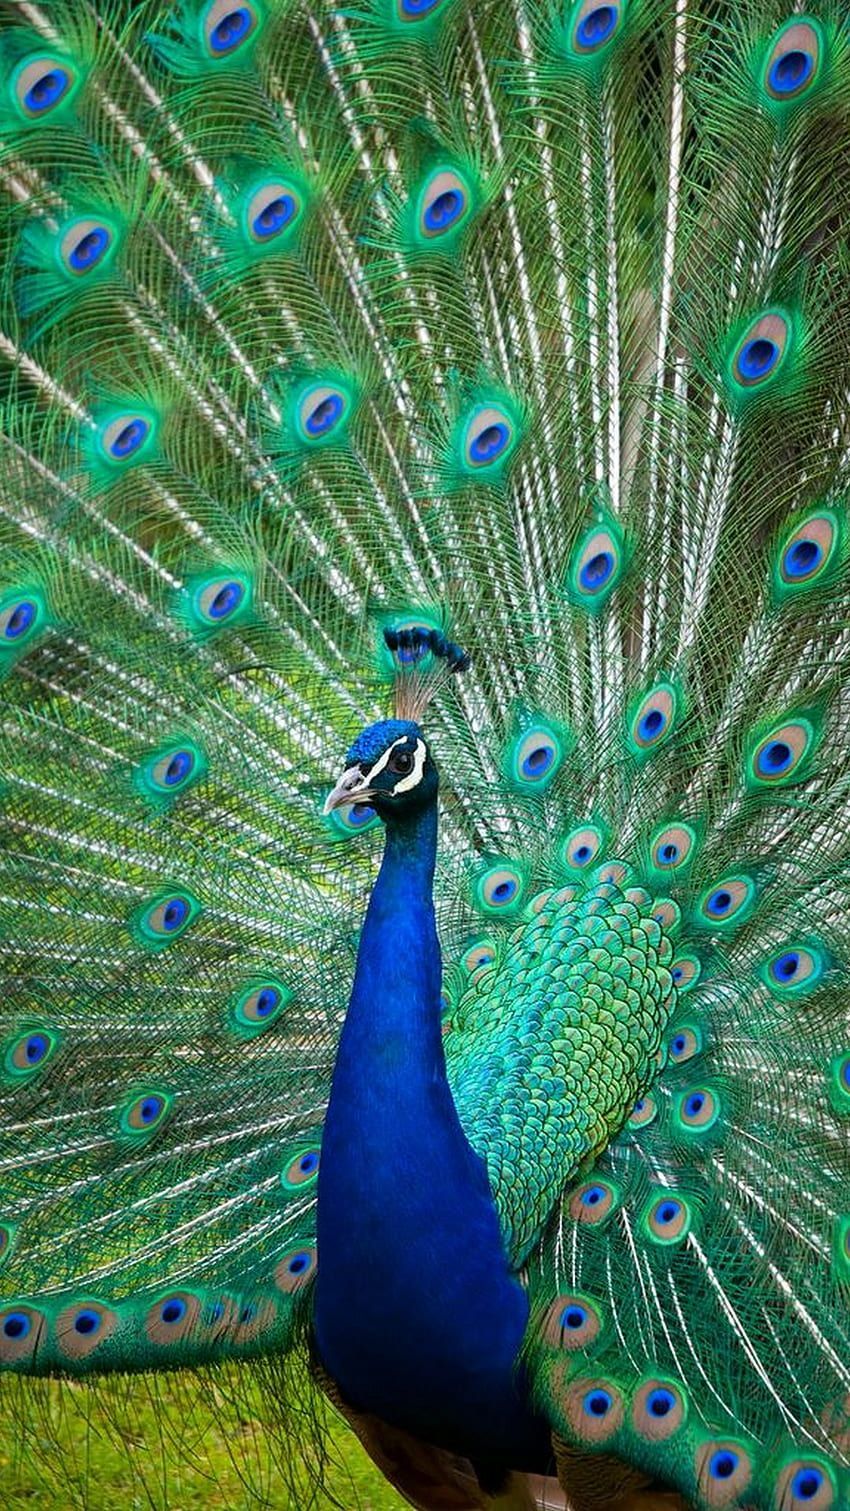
xmin=314 ymin=797 xmax=546 ymax=1473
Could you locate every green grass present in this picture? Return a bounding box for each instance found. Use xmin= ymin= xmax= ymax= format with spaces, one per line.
xmin=0 ymin=1372 xmax=408 ymax=1509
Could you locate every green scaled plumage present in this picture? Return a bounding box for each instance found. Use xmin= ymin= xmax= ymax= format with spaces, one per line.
xmin=1 ymin=0 xmax=850 ymax=1507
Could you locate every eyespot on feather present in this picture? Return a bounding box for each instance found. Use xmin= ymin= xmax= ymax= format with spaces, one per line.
xmin=55 ymin=1300 xmax=118 ymax=1360
xmin=569 ymin=1 xmax=626 ymax=56
xmin=728 ymin=311 xmax=792 ymax=393
xmin=567 ymin=521 xmax=624 ymax=609
xmin=461 ymin=937 xmax=498 ymax=975
xmin=668 ymin=1025 xmax=702 ymax=1064
xmin=461 ymin=404 xmax=517 ymax=472
xmin=563 ymin=825 xmax=605 ymax=869
xmin=506 ymin=722 xmax=567 ymax=790
xmin=0 ymin=588 xmax=45 ymax=649
xmin=828 ymin=1053 xmax=850 ymax=1115
xmin=132 ymin=888 xmax=201 ymax=950
xmin=275 ymin=1246 xmax=317 ymax=1293
xmin=762 ymin=20 xmax=823 ymax=104
xmin=3 ymin=1026 xmax=59 ymax=1081
xmin=568 ymin=1179 xmax=618 ymax=1226
xmin=473 ymin=863 xmax=525 ymax=914
xmin=542 ymin=1295 xmax=602 ymax=1350
xmin=670 ymin=953 xmax=702 ymax=992
xmin=297 ymin=383 xmax=350 ymax=443
xmin=833 ymin=1215 xmax=850 ymax=1280
xmin=231 ymin=978 xmax=291 ymax=1035
xmin=0 ymin=1306 xmax=45 ymax=1364
xmin=649 ymin=822 xmax=697 ymax=873
xmin=643 ymin=1192 xmax=692 ymax=1245
xmin=281 ymin=1146 xmax=321 ymax=1190
xmin=245 ymin=180 xmax=302 ymax=245
xmin=119 ymin=1090 xmax=172 ymax=1138
xmin=697 ymin=875 xmax=755 ymax=928
xmin=631 ymin=1379 xmax=687 ymax=1442
xmin=695 ymin=1441 xmax=754 ymax=1507
xmin=418 ymin=168 xmax=471 ymax=241
xmin=185 ymin=571 xmax=251 ymax=632
xmin=627 ymin=1094 xmax=657 ymax=1130
xmin=562 ymin=1378 xmax=624 ymax=1443
xmin=628 ymin=683 xmax=679 ymax=757
xmin=12 ymin=54 xmax=80 ymax=121
xmin=398 ymin=0 xmax=447 ymax=20
xmin=98 ymin=412 xmax=155 ymax=466
xmin=674 ymin=1086 xmax=720 ymax=1132
xmin=762 ymin=943 xmax=825 ymax=996
xmin=146 ymin=1291 xmax=203 ymax=1346
xmin=59 ymin=216 xmax=116 ymax=278
xmin=775 ymin=510 xmax=840 ymax=595
xmin=203 ymin=0 xmax=262 ymax=58
xmin=747 ymin=717 xmax=816 ymax=788
xmin=772 ymin=1459 xmax=836 ymax=1511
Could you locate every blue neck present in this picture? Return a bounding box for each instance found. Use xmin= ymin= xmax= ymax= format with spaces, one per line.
xmin=314 ymin=800 xmax=546 ymax=1472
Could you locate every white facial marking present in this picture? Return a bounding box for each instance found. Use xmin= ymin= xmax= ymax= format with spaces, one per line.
xmin=364 ymin=735 xmax=427 ymax=794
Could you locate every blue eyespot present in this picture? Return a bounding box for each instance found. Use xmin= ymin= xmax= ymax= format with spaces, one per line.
xmin=709 ymin=1450 xmax=738 ymax=1481
xmin=492 ymin=879 xmax=516 ymax=903
xmin=288 ymin=1252 xmax=311 ymax=1275
xmin=25 ymin=1033 xmax=48 ymax=1065
xmin=24 ymin=67 xmax=70 ymax=114
xmin=656 ymin=1200 xmax=681 ymax=1225
xmin=69 ymin=226 xmax=110 ymax=272
xmin=583 ymin=1388 xmax=612 ymax=1418
xmin=647 ymin=1388 xmax=675 ymax=1418
xmin=210 ymin=8 xmax=252 ymax=52
xmin=306 ymin=393 xmax=342 ymax=436
xmin=3 ymin=1312 xmax=30 ymax=1340
xmin=708 ymin=889 xmax=731 ymax=916
xmin=209 ymin=581 xmax=243 ymax=619
xmin=672 ymin=1034 xmax=686 ymax=1055
xmin=561 ymin=1304 xmax=587 ymax=1330
xmin=109 ymin=418 xmax=150 ymax=459
xmin=401 ymin=0 xmax=443 ymax=12
xmin=166 ymin=751 xmax=194 ymax=786
xmin=73 ymin=1309 xmax=101 ymax=1336
xmin=577 ymin=6 xmax=617 ymax=49
xmin=769 ymin=50 xmax=813 ymax=95
xmin=255 ymin=987 xmax=280 ymax=1018
xmin=639 ymin=708 xmax=664 ymax=741
xmin=163 ymin=898 xmax=188 ymax=931
xmin=579 ymin=551 xmax=614 ymax=591
xmin=522 ymin=746 xmax=554 ymax=779
xmin=160 ymin=1296 xmax=187 ymax=1325
xmin=469 ymin=422 xmax=509 ymax=464
xmin=581 ymin=1185 xmax=605 ymax=1207
xmin=792 ymin=1468 xmax=824 ymax=1500
xmin=140 ymin=1095 xmax=164 ymax=1124
xmin=686 ymin=1093 xmax=705 ymax=1117
xmin=252 ymin=194 xmax=295 ymax=239
xmin=425 ymin=190 xmax=463 ymax=232
xmin=3 ymin=600 xmax=36 ymax=639
xmin=771 ymin=951 xmax=799 ymax=983
xmin=784 ymin=539 xmax=821 ymax=577
xmin=738 ymin=338 xmax=778 ymax=382
xmin=299 ymin=1152 xmax=319 ymax=1176
xmin=756 ymin=739 xmax=792 ymax=776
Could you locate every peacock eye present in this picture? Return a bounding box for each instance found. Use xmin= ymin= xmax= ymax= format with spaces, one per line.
xmin=389 ymin=749 xmax=414 ymax=776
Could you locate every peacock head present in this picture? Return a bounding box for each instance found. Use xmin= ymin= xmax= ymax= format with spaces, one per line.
xmin=323 ymin=719 xmax=438 ymax=822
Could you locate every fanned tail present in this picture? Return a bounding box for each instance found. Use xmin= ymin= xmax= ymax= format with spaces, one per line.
xmin=0 ymin=2 xmax=849 ymax=1508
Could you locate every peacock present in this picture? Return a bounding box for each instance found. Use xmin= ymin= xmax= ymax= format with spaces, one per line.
xmin=1 ymin=0 xmax=850 ymax=1507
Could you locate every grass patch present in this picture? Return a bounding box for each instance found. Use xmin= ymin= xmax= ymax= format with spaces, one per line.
xmin=0 ymin=1372 xmax=407 ymax=1509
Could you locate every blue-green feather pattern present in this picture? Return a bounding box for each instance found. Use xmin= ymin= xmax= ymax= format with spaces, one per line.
xmin=1 ymin=0 xmax=850 ymax=1505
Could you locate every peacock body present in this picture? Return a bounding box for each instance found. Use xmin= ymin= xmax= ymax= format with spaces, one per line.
xmin=1 ymin=0 xmax=850 ymax=1507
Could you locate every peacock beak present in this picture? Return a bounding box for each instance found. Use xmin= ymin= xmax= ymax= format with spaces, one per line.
xmin=323 ymin=766 xmax=378 ymax=815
